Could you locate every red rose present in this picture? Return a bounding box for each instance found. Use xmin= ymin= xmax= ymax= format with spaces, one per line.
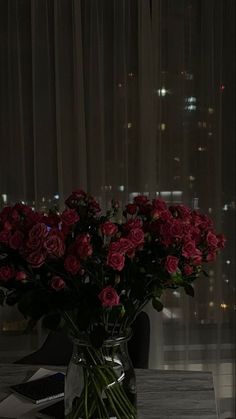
xmin=160 ymin=222 xmax=173 ymax=246
xmin=64 ymin=255 xmax=80 ymax=275
xmin=183 ymin=265 xmax=193 ymax=276
xmin=9 ymin=231 xmax=24 ymax=250
xmin=192 ymin=250 xmax=202 ymax=266
xmin=109 ymin=241 xmax=121 ymax=253
xmin=3 ymin=221 xmax=12 ymax=231
xmin=206 ymin=231 xmax=218 ymax=248
xmin=42 ymin=213 xmax=61 ymax=228
xmin=198 ymin=214 xmax=214 ymax=230
xmin=50 ymin=276 xmax=65 ymax=291
xmin=72 ymin=189 xmax=87 ymax=198
xmin=189 ymin=226 xmax=201 ymax=244
xmin=0 ymin=266 xmax=15 ymax=281
xmin=88 ymin=197 xmax=101 ymax=214
xmin=125 ymin=218 xmax=143 ymax=232
xmin=170 ymin=204 xmax=191 ymax=219
xmin=75 ymin=234 xmax=93 ymax=259
xmin=165 ymin=255 xmax=179 ymax=274
xmin=128 ymin=228 xmax=144 ymax=247
xmin=206 ymin=252 xmax=216 ymax=262
xmin=182 ymin=241 xmax=196 ymax=258
xmin=118 ymin=238 xmax=134 ymax=254
xmin=10 ymin=209 xmax=20 ymax=223
xmin=27 ymin=236 xmax=44 ymax=251
xmin=101 ymin=221 xmax=118 ymax=236
xmin=0 ymin=206 xmax=11 ymax=222
xmin=98 ymin=286 xmax=120 ymax=307
xmin=65 ymin=191 xmax=86 ymax=208
xmin=107 ymin=252 xmax=125 ymax=271
xmin=26 ymin=251 xmax=45 ymax=268
xmin=29 ymin=223 xmax=48 ymax=241
xmin=16 ymin=271 xmax=27 ymax=281
xmin=61 ymin=209 xmax=80 ymax=226
xmin=170 ymin=220 xmax=183 ymax=239
xmin=216 ymin=234 xmax=226 ymax=249
xmin=133 ymin=195 xmax=149 ymax=206
xmin=44 ymin=233 xmax=65 ymax=258
xmin=125 ymin=204 xmax=137 ymax=215
xmin=152 ymin=198 xmax=167 ymax=211
xmin=0 ymin=230 xmax=11 ymax=244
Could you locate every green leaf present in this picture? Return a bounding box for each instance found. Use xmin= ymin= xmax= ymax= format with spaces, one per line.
xmin=184 ymin=284 xmax=195 ymax=297
xmin=152 ymin=297 xmax=164 ymax=312
xmin=42 ymin=313 xmax=62 ymax=331
xmin=0 ymin=289 xmax=5 ymax=305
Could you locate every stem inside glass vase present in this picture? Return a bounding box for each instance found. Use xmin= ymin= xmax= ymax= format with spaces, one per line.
xmin=65 ymin=332 xmax=137 ymax=419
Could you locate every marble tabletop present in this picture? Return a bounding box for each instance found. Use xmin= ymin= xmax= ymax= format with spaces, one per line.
xmin=0 ymin=364 xmax=218 ymax=418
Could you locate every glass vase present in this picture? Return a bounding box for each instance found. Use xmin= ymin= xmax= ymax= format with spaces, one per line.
xmin=64 ymin=333 xmax=137 ymax=419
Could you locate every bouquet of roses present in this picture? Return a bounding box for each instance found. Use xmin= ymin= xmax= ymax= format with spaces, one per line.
xmin=0 ymin=189 xmax=225 ymax=343
xmin=0 ymin=189 xmax=225 ymax=418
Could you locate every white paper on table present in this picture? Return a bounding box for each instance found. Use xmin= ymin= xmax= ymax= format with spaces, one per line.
xmin=0 ymin=368 xmax=63 ymax=419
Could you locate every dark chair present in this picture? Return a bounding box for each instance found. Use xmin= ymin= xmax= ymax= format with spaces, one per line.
xmin=14 ymin=312 xmax=150 ymax=369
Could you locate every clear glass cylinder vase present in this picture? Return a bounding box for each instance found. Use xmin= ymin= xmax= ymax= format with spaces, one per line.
xmin=64 ymin=333 xmax=137 ymax=419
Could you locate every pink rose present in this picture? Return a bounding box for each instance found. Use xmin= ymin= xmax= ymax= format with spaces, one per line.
xmin=206 ymin=231 xmax=218 ymax=248
xmin=165 ymin=255 xmax=179 ymax=274
xmin=9 ymin=231 xmax=24 ymax=250
xmin=50 ymin=276 xmax=65 ymax=291
xmin=16 ymin=271 xmax=27 ymax=281
xmin=107 ymin=252 xmax=125 ymax=271
xmin=61 ymin=209 xmax=80 ymax=226
xmin=0 ymin=266 xmax=15 ymax=281
xmin=26 ymin=251 xmax=45 ymax=268
xmin=183 ymin=265 xmax=193 ymax=276
xmin=128 ymin=228 xmax=144 ymax=247
xmin=44 ymin=233 xmax=65 ymax=258
xmin=125 ymin=204 xmax=137 ymax=215
xmin=64 ymin=255 xmax=80 ymax=275
xmin=101 ymin=221 xmax=118 ymax=236
xmin=98 ymin=286 xmax=120 ymax=307
xmin=0 ymin=230 xmax=11 ymax=244
xmin=29 ymin=223 xmax=48 ymax=240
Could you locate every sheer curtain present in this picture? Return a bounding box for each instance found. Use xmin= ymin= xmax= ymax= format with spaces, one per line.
xmin=0 ymin=1 xmax=235 ymax=417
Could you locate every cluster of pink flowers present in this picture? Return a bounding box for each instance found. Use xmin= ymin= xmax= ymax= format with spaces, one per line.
xmin=0 ymin=189 xmax=226 ymax=314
